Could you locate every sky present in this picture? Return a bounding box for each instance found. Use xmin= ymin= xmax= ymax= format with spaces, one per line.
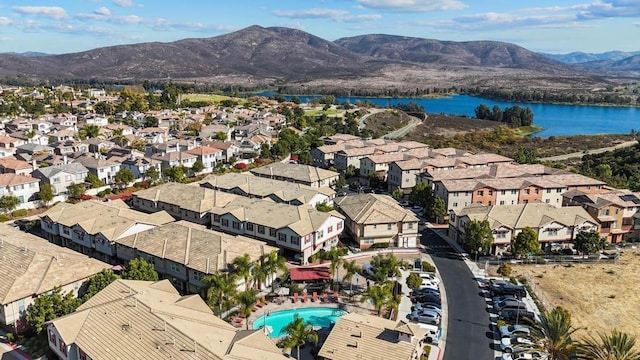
xmin=0 ymin=0 xmax=639 ymax=55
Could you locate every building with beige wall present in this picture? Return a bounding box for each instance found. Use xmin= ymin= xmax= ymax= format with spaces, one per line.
xmin=0 ymin=225 xmax=110 ymax=333
xmin=334 ymin=194 xmax=419 ymax=249
xmin=250 ymin=163 xmax=340 ymax=188
xmin=46 ymin=279 xmax=287 ymax=360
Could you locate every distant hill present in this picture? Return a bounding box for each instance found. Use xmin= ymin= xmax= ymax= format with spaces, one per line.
xmin=573 ymin=54 xmax=640 ymax=77
xmin=540 ymin=51 xmax=640 ymax=64
xmin=3 ymin=51 xmax=50 ymax=57
xmin=334 ymin=34 xmax=572 ymax=74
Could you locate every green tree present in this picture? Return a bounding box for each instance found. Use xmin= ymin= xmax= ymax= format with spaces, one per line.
xmin=514 ymin=147 xmax=538 ymax=164
xmin=114 ymin=168 xmax=135 ymax=189
xmin=144 ymin=116 xmax=159 ymax=128
xmin=406 ymin=272 xmax=423 ymax=290
xmin=391 ymin=188 xmax=404 ymax=200
xmin=237 ymin=289 xmax=258 ymax=330
xmin=144 ymin=166 xmax=160 ymax=184
xmin=315 ymin=202 xmax=334 ymax=212
xmin=85 ymin=173 xmax=104 ymax=188
xmin=278 ymin=316 xmax=319 ymax=360
xmin=370 ymin=254 xmax=401 ymax=283
xmin=429 ymin=195 xmax=447 ymax=223
xmin=163 ymin=165 xmax=186 ymax=183
xmin=512 ymin=227 xmax=541 ymax=257
xmin=577 ymin=330 xmax=640 ymax=360
xmin=39 ymin=183 xmax=55 ymax=206
xmin=0 ymin=195 xmax=20 ymax=212
xmin=26 ymin=287 xmax=80 ymax=334
xmin=463 ymin=219 xmax=494 ymax=257
xmin=327 ymin=247 xmax=344 ymax=290
xmin=232 ymin=254 xmax=254 ymax=291
xmin=78 ymin=124 xmax=100 ymax=139
xmin=191 ymin=160 xmax=205 ymax=174
xmin=497 ymin=262 xmax=512 ymax=277
xmin=214 ymin=131 xmax=227 ymax=140
xmin=410 ymin=182 xmax=433 ymax=209
xmin=122 ymin=257 xmax=158 ymax=281
xmin=67 ymin=183 xmax=86 ymax=201
xmin=252 ymin=258 xmax=269 ymax=290
xmin=79 ymin=269 xmax=120 ymax=302
xmin=533 ymin=307 xmax=579 ymax=360
xmin=262 ymin=250 xmax=288 ymax=294
xmin=342 ymin=260 xmax=360 ymax=296
xmin=360 ymin=284 xmax=393 ymax=317
xmin=203 ymin=272 xmax=238 ymax=316
xmin=574 ymin=230 xmax=604 ymax=255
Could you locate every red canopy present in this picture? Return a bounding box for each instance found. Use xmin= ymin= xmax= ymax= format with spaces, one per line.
xmin=289 ymin=266 xmax=331 ymax=282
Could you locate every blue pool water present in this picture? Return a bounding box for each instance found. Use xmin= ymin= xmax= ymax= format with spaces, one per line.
xmin=253 ymin=307 xmax=347 ymax=338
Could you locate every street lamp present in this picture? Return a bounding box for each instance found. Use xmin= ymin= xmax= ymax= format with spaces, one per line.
xmin=476 ymin=247 xmax=482 ymax=262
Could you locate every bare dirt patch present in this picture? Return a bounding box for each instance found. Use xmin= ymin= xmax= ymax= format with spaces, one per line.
xmin=508 ymin=252 xmax=640 ymax=337
xmin=364 ymin=110 xmax=411 ymax=135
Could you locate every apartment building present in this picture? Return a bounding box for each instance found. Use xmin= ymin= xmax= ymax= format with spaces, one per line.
xmin=563 ymin=189 xmax=640 ymax=243
xmin=334 ymin=194 xmax=419 ymax=249
xmin=359 ymin=153 xmax=408 ymax=181
xmin=73 ymin=154 xmax=122 ymax=185
xmin=32 ymin=163 xmax=89 ymax=195
xmin=46 ymin=279 xmax=287 ymax=360
xmin=199 ymin=172 xmax=335 ymax=207
xmin=449 ymin=203 xmax=599 ymax=255
xmin=115 ymin=221 xmax=278 ymax=293
xmin=250 ymin=162 xmax=340 ymax=188
xmin=387 ymin=159 xmax=430 ymax=194
xmin=210 ymin=196 xmax=344 ymax=263
xmin=0 ymin=225 xmax=109 ymax=333
xmin=40 ymin=200 xmax=175 ymax=263
xmin=185 ymin=146 xmax=223 ymax=172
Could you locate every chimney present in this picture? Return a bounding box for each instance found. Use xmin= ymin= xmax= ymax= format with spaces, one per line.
xmin=63 ymin=155 xmax=68 ymax=165
xmin=31 ymin=159 xmax=37 ymax=171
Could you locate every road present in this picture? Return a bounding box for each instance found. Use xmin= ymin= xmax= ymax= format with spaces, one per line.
xmin=382 ymin=116 xmax=422 ymax=139
xmin=539 ymin=140 xmax=638 ymax=162
xmin=421 ymin=228 xmax=495 ymax=360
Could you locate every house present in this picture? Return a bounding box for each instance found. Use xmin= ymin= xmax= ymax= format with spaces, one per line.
xmin=210 ymin=196 xmax=345 ymax=263
xmin=0 ymin=135 xmax=24 ymax=158
xmin=0 ymin=224 xmax=110 ymax=333
xmin=48 ymin=129 xmax=76 ymax=143
xmin=318 ymin=312 xmax=428 ymax=360
xmin=51 ymin=113 xmax=77 ymax=127
xmin=15 ymin=143 xmax=54 ymax=157
xmin=334 ymin=194 xmax=419 ymax=249
xmin=120 ymin=156 xmax=162 ymax=179
xmin=199 ymin=172 xmax=335 ymax=207
xmin=449 ymin=203 xmax=599 ymax=255
xmin=0 ymin=158 xmax=33 ymax=176
xmin=0 ymin=173 xmax=41 ymax=207
xmin=39 ymin=200 xmax=175 ymax=263
xmin=32 ymin=163 xmax=89 ymax=195
xmin=73 ymin=154 xmax=122 ymax=185
xmin=387 ymin=159 xmax=430 ymax=194
xmin=185 ymin=146 xmax=223 ymax=172
xmin=104 ymin=123 xmax=135 ymax=136
xmin=360 ymin=153 xmax=409 ymax=181
xmin=81 ymin=114 xmax=109 ymax=127
xmin=45 ymin=279 xmax=287 ymax=360
xmin=150 ymin=151 xmax=197 ymax=171
xmin=115 ymin=221 xmax=278 ymax=293
xmin=84 ymin=138 xmax=115 ymax=153
xmin=250 ymin=163 xmax=340 ymax=188
xmin=51 ymin=140 xmax=90 ymax=155
xmin=201 ymin=140 xmax=240 ymax=163
xmin=563 ymin=189 xmax=640 ymax=243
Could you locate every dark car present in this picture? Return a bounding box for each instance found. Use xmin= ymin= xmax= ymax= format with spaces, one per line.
xmin=412 ymin=294 xmax=441 ymax=305
xmin=490 ymin=284 xmax=527 ymax=298
xmin=411 ymin=288 xmax=441 ymax=297
xmin=499 ymin=309 xmax=536 ymax=324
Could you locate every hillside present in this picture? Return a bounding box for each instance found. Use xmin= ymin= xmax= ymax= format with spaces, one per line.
xmin=541 ymin=51 xmax=640 ymax=64
xmin=574 ymin=54 xmax=640 ymax=77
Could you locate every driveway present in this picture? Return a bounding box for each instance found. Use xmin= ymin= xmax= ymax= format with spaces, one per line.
xmin=421 ymin=228 xmax=495 ymax=360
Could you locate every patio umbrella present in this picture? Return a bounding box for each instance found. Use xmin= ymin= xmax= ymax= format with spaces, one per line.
xmin=275 ymin=287 xmax=290 ymax=296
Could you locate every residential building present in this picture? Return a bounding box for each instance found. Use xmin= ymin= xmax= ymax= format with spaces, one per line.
xmin=318 ymin=312 xmax=428 ymax=360
xmin=449 ymin=203 xmax=599 ymax=255
xmin=563 ymin=189 xmax=640 ymax=243
xmin=201 ymin=140 xmax=240 ymax=163
xmin=40 ymin=200 xmax=175 ymax=263
xmin=132 ymin=182 xmax=237 ymax=225
xmin=185 ymin=146 xmax=223 ymax=172
xmin=250 ymin=163 xmax=340 ymax=188
xmin=199 ymin=172 xmax=335 ymax=207
xmin=334 ymin=147 xmax=378 ymax=172
xmin=0 ymin=224 xmax=110 ymax=333
xmin=0 ymin=158 xmax=33 ymax=176
xmin=115 ymin=221 xmax=278 ymax=293
xmin=334 ymin=194 xmax=419 ymax=249
xmin=46 ymin=279 xmax=287 ymax=360
xmin=359 ymin=153 xmax=408 ymax=181
xmin=0 ymin=135 xmax=23 ymax=158
xmin=73 ymin=154 xmax=122 ymax=185
xmin=120 ymin=156 xmax=161 ymax=179
xmin=210 ymin=196 xmax=345 ymax=263
xmin=150 ymin=151 xmax=197 ymax=171
xmin=387 ymin=159 xmax=430 ymax=194
xmin=0 ymin=173 xmax=40 ymax=206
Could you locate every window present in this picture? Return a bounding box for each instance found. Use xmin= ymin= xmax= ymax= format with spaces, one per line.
xmin=337 ymin=222 xmax=342 ymax=230
xmin=501 ymin=190 xmax=506 ymax=195
xmin=278 ymin=233 xmax=287 ymax=241
xmin=494 ymin=232 xmax=507 ymax=239
xmin=546 ymin=189 xmax=551 ymax=193
xmin=548 ymin=229 xmax=558 ymax=236
xmin=170 ymin=263 xmax=180 ymax=272
xmin=49 ymin=330 xmax=57 ymax=345
xmin=524 ymin=189 xmax=530 ymax=195
xmin=317 ymin=230 xmax=324 ymax=238
xmin=328 ymin=226 xmax=333 ymax=233
xmin=258 ymin=225 xmax=265 ymax=234
xmin=453 ymin=192 xmax=459 ymax=197
xmin=192 ymin=271 xmax=203 ymax=282
xmin=546 ymin=199 xmax=550 ymax=204
xmin=511 ymin=190 xmax=517 ymax=195
xmin=213 ymin=214 xmax=220 ymax=222
xmin=535 ymin=189 xmax=539 ymax=194
xmin=232 ymin=221 xmax=240 ymax=229
xmin=453 ymin=202 xmax=458 ymax=207
xmin=602 ymin=209 xmax=610 ymax=216
xmin=499 ymin=201 xmax=505 ymax=205
xmin=59 ymin=340 xmax=67 ymax=355
xmin=488 ymin=190 xmax=493 ymax=195
xmin=221 ymin=219 xmax=229 ymax=226
xmin=477 ymin=190 xmax=484 ymax=196
xmin=408 ymin=223 xmax=413 ymax=229
xmin=373 ymin=224 xmax=377 ymax=229
xmin=79 ymin=349 xmax=88 ymax=360
xmin=269 ymin=229 xmax=276 ymax=237
xmin=291 ymin=236 xmax=300 ymax=245
xmin=246 ymin=223 xmax=254 ymax=231
xmin=363 ymin=238 xmax=374 ymax=245
xmin=304 ymin=235 xmax=311 ymax=244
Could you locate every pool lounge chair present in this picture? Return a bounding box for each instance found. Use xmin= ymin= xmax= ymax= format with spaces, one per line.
xmin=255 ymin=300 xmax=264 ymax=308
xmin=293 ymin=293 xmax=299 ymax=303
xmin=333 ymin=291 xmax=339 ymax=301
xmin=312 ymin=292 xmax=319 ymax=302
xmin=230 ymin=315 xmax=243 ymax=322
xmin=303 ymin=292 xmax=308 ymax=303
xmin=323 ymin=293 xmax=329 ymax=302
xmin=262 ymin=296 xmax=270 ymax=305
xmin=232 ymin=320 xmax=244 ymax=328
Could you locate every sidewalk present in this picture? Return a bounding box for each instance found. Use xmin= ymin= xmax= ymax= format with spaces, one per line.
xmin=397 ymin=270 xmax=414 ymax=321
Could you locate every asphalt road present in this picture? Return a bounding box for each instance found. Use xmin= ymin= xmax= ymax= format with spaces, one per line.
xmin=539 ymin=140 xmax=638 ymax=162
xmin=421 ymin=228 xmax=495 ymax=360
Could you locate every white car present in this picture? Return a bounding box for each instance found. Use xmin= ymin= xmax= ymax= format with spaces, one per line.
xmin=412 ymin=303 xmax=442 ymax=315
xmin=502 ymin=350 xmax=548 ymax=360
xmin=418 ymin=273 xmax=441 ymax=285
xmin=501 ymin=336 xmax=536 ymax=353
xmin=409 ymin=310 xmax=441 ymax=325
xmin=499 ymin=324 xmax=531 ymax=339
xmin=420 ymin=279 xmax=439 ymax=289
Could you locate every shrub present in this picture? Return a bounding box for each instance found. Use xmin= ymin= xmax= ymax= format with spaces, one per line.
xmin=11 ymin=209 xmax=28 ymax=217
xmin=496 ymin=319 xmax=507 ymax=327
xmin=421 ymin=262 xmax=436 ymax=273
xmin=509 ymin=276 xmax=518 ymax=285
xmin=497 ymin=262 xmax=512 ymax=277
xmin=96 ymin=188 xmax=112 ymax=198
xmin=80 ymin=194 xmax=93 ymax=200
xmin=0 ymin=214 xmax=11 ymax=222
xmin=372 ymin=242 xmax=390 ymax=249
xmin=234 ymin=163 xmax=247 ymax=170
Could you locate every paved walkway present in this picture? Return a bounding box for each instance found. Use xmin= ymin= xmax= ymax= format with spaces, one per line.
xmin=539 ymin=140 xmax=638 ymax=162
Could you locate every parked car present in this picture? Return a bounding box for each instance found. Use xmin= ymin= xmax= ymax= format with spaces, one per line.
xmin=501 ymin=336 xmax=537 ymax=353
xmin=490 ymin=283 xmax=527 ymax=298
xmin=412 ymin=294 xmax=441 ymax=305
xmin=420 ymin=281 xmax=439 ymax=291
xmin=502 ymin=350 xmax=549 ymax=360
xmin=411 ymin=288 xmax=440 ymax=297
xmin=495 ymin=299 xmax=528 ymax=313
xmin=492 ymin=294 xmax=519 ymax=308
xmin=409 ymin=310 xmax=441 ymax=325
xmin=399 ymin=200 xmax=410 ymax=207
xmin=498 ymin=324 xmax=532 ymax=339
xmin=412 ymin=303 xmax=442 ymax=315
xmin=500 ymin=309 xmax=536 ymax=324
xmin=418 ymin=324 xmax=440 ymax=345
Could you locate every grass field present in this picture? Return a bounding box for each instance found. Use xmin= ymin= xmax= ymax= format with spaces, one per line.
xmin=181 ymin=94 xmax=235 ymax=103
xmin=510 ymin=251 xmax=640 ymax=337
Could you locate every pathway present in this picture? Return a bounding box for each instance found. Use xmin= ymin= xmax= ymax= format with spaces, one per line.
xmin=539 ymin=140 xmax=638 ymax=162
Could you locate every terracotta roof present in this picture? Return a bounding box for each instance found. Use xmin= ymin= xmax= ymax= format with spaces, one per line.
xmin=289 ymin=266 xmax=331 ymax=281
xmin=0 ymin=173 xmax=39 ymax=186
xmin=0 ymin=158 xmax=31 ymax=170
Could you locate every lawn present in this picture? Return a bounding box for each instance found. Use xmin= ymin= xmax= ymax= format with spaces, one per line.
xmin=510 ymin=251 xmax=640 ymax=337
xmin=181 ymin=94 xmax=235 ymax=103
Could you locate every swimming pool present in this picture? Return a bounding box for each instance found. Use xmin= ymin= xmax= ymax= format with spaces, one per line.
xmin=253 ymin=307 xmax=347 ymax=338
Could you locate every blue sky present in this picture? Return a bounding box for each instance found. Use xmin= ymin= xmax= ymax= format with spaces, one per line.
xmin=0 ymin=0 xmax=639 ymax=54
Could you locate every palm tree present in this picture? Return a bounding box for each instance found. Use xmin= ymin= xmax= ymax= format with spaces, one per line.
xmin=279 ymin=316 xmax=319 ymax=360
xmin=252 ymin=260 xmax=269 ymax=290
xmin=263 ymin=250 xmax=288 ymax=294
xmin=203 ymin=272 xmax=237 ymax=317
xmin=237 ymin=289 xmax=258 ymax=330
xmin=342 ymin=260 xmax=360 ymax=296
xmin=577 ymin=330 xmax=640 ymax=360
xmin=327 ymin=247 xmax=343 ymax=291
xmin=360 ymin=284 xmax=392 ymax=317
xmin=533 ymin=307 xmax=580 ymax=360
xmin=232 ymin=254 xmax=253 ymax=291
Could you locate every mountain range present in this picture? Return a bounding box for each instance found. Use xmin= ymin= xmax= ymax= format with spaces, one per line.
xmin=0 ymin=25 xmax=637 ymax=87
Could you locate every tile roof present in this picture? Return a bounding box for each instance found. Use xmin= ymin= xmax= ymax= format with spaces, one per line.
xmin=0 ymin=173 xmax=39 ymax=186
xmin=133 ymin=182 xmax=238 ymax=213
xmin=50 ymin=279 xmax=286 ymax=360
xmin=0 ymin=158 xmax=31 ymax=170
xmin=0 ymin=224 xmax=110 ymax=304
xmin=334 ymin=194 xmax=418 ymax=224
xmin=250 ymin=163 xmax=339 ymax=183
xmin=34 ymin=163 xmax=89 ymax=178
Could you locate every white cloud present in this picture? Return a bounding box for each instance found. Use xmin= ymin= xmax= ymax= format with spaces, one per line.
xmin=433 ymin=12 xmax=577 ymax=31
xmin=109 ymin=15 xmax=143 ymax=24
xmin=76 ymin=6 xmax=112 ymax=20
xmin=577 ymin=0 xmax=640 ymax=19
xmin=341 ymin=14 xmax=383 ymax=23
xmin=0 ymin=17 xmax=11 ymax=26
xmin=12 ymin=6 xmax=68 ymax=20
xmin=0 ymin=36 xmax=12 ymax=41
xmin=149 ymin=17 xmax=234 ymax=33
xmin=113 ymin=0 xmax=136 ymax=7
xmin=273 ymin=8 xmax=349 ymax=19
xmin=354 ymin=0 xmax=467 ymax=12
xmin=95 ymin=7 xmax=111 ymax=16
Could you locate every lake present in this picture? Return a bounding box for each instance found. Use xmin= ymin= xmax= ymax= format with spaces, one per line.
xmin=292 ymin=94 xmax=640 ymax=137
